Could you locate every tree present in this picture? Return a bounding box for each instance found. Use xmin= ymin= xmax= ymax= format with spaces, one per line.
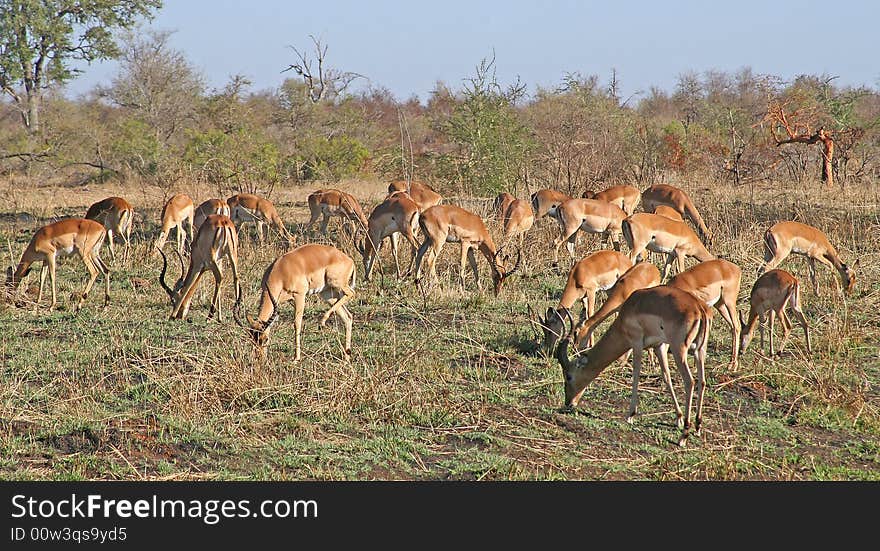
xmin=282 ymin=35 xmax=364 ymax=104
xmin=0 ymin=0 xmax=162 ymax=134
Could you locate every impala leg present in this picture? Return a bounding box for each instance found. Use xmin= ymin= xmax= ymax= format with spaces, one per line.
xmin=807 ymin=258 xmax=820 ymax=295
xmin=155 ymin=230 xmax=169 ymax=253
xmin=777 ymin=308 xmax=793 ymax=354
xmin=95 ymin=256 xmax=111 ymax=306
xmin=768 ymin=310 xmax=776 ymax=356
xmin=715 ymin=299 xmax=739 ymax=369
xmin=320 ymin=214 xmax=330 ymax=236
xmin=320 ymin=286 xmax=355 ymax=327
xmin=335 ymin=304 xmax=354 ymax=357
xmin=813 ymin=254 xmax=841 ymax=295
xmin=107 ymin=229 xmax=116 ymax=261
xmin=75 ymin=254 xmax=100 ymax=313
xmin=390 ymin=232 xmax=402 ymax=279
xmin=693 ymin=339 xmax=707 ymax=437
xmin=626 ymin=345 xmax=644 ymax=424
xmin=293 ymin=293 xmax=306 ymax=363
xmin=791 ymin=305 xmax=812 ymax=353
xmin=37 ymin=263 xmax=48 ymax=311
xmin=671 ymin=345 xmax=695 ymax=447
xmin=661 ymin=253 xmax=676 ymax=281
xmin=173 ymin=271 xmax=204 ymax=320
xmin=466 ymin=247 xmax=480 ymax=290
xmin=122 ymin=219 xmax=132 ymax=262
xmin=656 ymin=343 xmax=684 ymax=428
xmin=458 ymin=243 xmax=469 ymax=289
xmin=758 ymin=312 xmax=766 ymax=352
xmin=413 ymin=239 xmax=431 ymax=283
xmin=47 ymin=255 xmax=58 ymax=311
xmin=207 ymin=263 xmax=223 ymax=321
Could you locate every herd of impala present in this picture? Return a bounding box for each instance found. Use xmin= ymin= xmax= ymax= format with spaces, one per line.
xmin=3 ymin=179 xmax=859 ymax=447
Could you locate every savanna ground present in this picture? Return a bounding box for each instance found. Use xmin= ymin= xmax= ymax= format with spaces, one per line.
xmin=1 ymin=176 xmax=878 ymax=481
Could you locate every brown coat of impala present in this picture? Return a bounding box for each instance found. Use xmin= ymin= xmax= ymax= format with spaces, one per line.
xmin=533 ymin=250 xmax=632 ymax=354
xmin=572 ymin=262 xmax=662 ymax=350
xmin=358 ymin=191 xmax=421 ymax=280
xmin=306 ymin=189 xmax=369 ymax=236
xmin=640 ymin=184 xmax=712 ymax=244
xmin=556 ymin=285 xmax=712 ymax=447
xmin=653 ymin=205 xmax=683 ymax=222
xmin=5 ymin=218 xmax=110 ymax=312
xmin=413 ymin=204 xmax=520 ymax=295
xmin=85 ymin=196 xmax=134 ymax=260
xmin=493 ymin=192 xmax=516 ymax=220
xmin=622 ymin=212 xmax=715 ymax=280
xmin=759 ymin=221 xmax=856 ymax=295
xmin=553 ymin=198 xmax=628 ymax=263
xmin=667 ymin=258 xmax=742 ymax=369
xmin=530 ymin=188 xmax=571 ymax=220
xmin=159 ymin=214 xmax=241 ymax=321
xmin=740 ymin=269 xmax=811 ymax=356
xmin=388 ymin=180 xmax=442 ymax=211
xmin=582 ymin=184 xmax=641 ymax=216
xmin=234 ymin=243 xmax=356 ymax=362
xmin=227 ymin=193 xmax=296 ymax=246
xmin=154 ymin=194 xmax=194 ymax=255
xmin=193 ymin=198 xmax=230 ymax=231
xmin=502 ymin=198 xmax=535 ymax=246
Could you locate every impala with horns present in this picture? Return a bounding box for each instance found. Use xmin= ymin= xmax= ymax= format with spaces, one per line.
xmin=531 ymin=250 xmax=632 ymax=354
xmin=358 ymin=191 xmax=421 ymax=280
xmin=652 ymin=205 xmax=683 ymax=222
xmin=530 ymin=188 xmax=571 ymax=220
xmin=305 ymin=189 xmax=370 ymax=237
xmin=622 ymin=212 xmax=715 ymax=281
xmin=154 ymin=194 xmax=194 ymax=255
xmin=582 ymin=184 xmax=640 ymax=216
xmin=193 ymin=198 xmax=230 ymax=231
xmin=571 ymin=262 xmax=662 ymax=349
xmin=227 ymin=193 xmax=297 ymax=246
xmin=234 ymin=243 xmax=356 ymax=362
xmin=158 ymin=214 xmax=241 ymax=321
xmin=759 ymin=220 xmax=856 ymax=295
xmin=667 ymin=259 xmax=742 ymax=369
xmin=5 ymin=218 xmax=110 ymax=312
xmin=556 ymin=285 xmax=712 ymax=447
xmin=552 ymin=198 xmax=627 ymax=264
xmin=387 ymin=179 xmax=442 ymax=211
xmin=493 ymin=192 xmax=516 ymax=220
xmin=740 ymin=269 xmax=811 ymax=356
xmin=501 ymin=198 xmax=535 ymax=248
xmin=85 ymin=196 xmax=134 ymax=261
xmin=640 ymin=184 xmax=712 ymax=244
xmin=413 ymin=204 xmax=521 ymax=295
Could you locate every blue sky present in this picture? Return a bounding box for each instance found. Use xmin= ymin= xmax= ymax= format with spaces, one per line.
xmin=67 ymin=0 xmax=880 ymax=102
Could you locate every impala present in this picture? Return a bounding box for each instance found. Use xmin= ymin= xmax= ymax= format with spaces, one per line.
xmin=5 ymin=218 xmax=110 ymax=312
xmin=667 ymin=259 xmax=742 ymax=369
xmin=740 ymin=269 xmax=812 ymax=356
xmin=85 ymin=196 xmax=134 ymax=260
xmin=530 ymin=188 xmax=571 ymax=220
xmin=622 ymin=212 xmax=715 ymax=281
xmin=571 ymin=262 xmax=662 ymax=349
xmin=759 ymin=221 xmax=857 ymax=295
xmin=305 ymin=189 xmax=369 ymax=237
xmin=234 ymin=243 xmax=356 ymax=362
xmin=193 ymin=198 xmax=230 ymax=231
xmin=501 ymin=198 xmax=535 ymax=247
xmin=388 ymin=180 xmax=442 ymax=211
xmin=158 ymin=214 xmax=241 ymax=321
xmin=556 ymin=285 xmax=712 ymax=447
xmin=652 ymin=205 xmax=684 ymax=222
xmin=552 ymin=198 xmax=627 ymax=263
xmin=532 ymin=250 xmax=632 ymax=354
xmin=227 ymin=193 xmax=296 ymax=246
xmin=154 ymin=194 xmax=194 ymax=255
xmin=493 ymin=192 xmax=516 ymax=220
xmin=413 ymin=204 xmax=521 ymax=295
xmin=358 ymin=191 xmax=421 ymax=280
xmin=582 ymin=184 xmax=640 ymax=216
xmin=640 ymin=184 xmax=712 ymax=244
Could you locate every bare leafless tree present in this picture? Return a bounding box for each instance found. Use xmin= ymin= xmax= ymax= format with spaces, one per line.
xmin=282 ymin=35 xmax=364 ymax=103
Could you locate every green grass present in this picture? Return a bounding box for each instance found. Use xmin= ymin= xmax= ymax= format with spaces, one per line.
xmin=1 ymin=177 xmax=879 ymax=480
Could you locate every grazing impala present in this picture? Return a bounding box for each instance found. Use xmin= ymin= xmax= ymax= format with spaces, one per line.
xmin=5 ymin=218 xmax=110 ymax=312
xmin=571 ymin=262 xmax=662 ymax=349
xmin=358 ymin=191 xmax=421 ymax=280
xmin=305 ymin=189 xmax=369 ymax=237
xmin=759 ymin=221 xmax=856 ymax=295
xmin=582 ymin=184 xmax=640 ymax=216
xmin=640 ymin=184 xmax=712 ymax=244
xmin=556 ymin=285 xmax=712 ymax=447
xmin=652 ymin=205 xmax=684 ymax=222
xmin=154 ymin=194 xmax=194 ymax=255
xmin=388 ymin=180 xmax=442 ymax=211
xmin=227 ymin=193 xmax=296 ymax=246
xmin=85 ymin=196 xmax=134 ymax=260
xmin=413 ymin=204 xmax=521 ymax=295
xmin=532 ymin=250 xmax=632 ymax=354
xmin=740 ymin=269 xmax=812 ymax=356
xmin=622 ymin=212 xmax=715 ymax=281
xmin=501 ymin=198 xmax=535 ymax=247
xmin=493 ymin=192 xmax=516 ymax=220
xmin=552 ymin=198 xmax=627 ymax=263
xmin=234 ymin=243 xmax=356 ymax=362
xmin=193 ymin=198 xmax=230 ymax=231
xmin=667 ymin=259 xmax=742 ymax=369
xmin=530 ymin=188 xmax=571 ymax=220
xmin=158 ymin=214 xmax=241 ymax=321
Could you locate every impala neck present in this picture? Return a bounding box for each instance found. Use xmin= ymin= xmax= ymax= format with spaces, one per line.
xmin=477 ymin=240 xmax=503 ymax=276
xmin=6 ymin=259 xmax=33 ymax=288
xmin=739 ymin=311 xmax=761 ymax=352
xmin=567 ymin=325 xmax=632 ymax=404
